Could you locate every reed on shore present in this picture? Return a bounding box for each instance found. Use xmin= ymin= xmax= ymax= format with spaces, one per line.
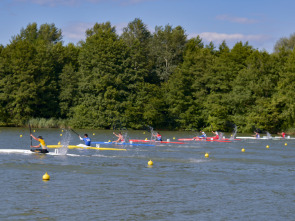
xmin=27 ymin=118 xmax=70 ymax=128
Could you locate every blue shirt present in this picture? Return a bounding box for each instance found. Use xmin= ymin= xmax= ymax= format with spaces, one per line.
xmin=83 ymin=137 xmax=91 ymax=146
xmin=198 ymin=133 xmax=207 ymax=138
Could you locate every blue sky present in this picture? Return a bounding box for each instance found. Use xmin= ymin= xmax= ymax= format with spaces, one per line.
xmin=0 ymin=0 xmax=294 ymax=53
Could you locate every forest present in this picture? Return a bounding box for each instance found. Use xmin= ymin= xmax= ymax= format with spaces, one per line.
xmin=0 ymin=18 xmax=295 ymax=133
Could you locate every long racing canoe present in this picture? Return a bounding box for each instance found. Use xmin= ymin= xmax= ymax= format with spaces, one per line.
xmin=178 ymin=138 xmax=232 ymax=143
xmin=92 ymin=141 xmax=155 ymax=146
xmin=47 ymin=145 xmax=127 ymax=151
xmin=236 ymin=136 xmax=295 ymax=140
xmin=129 ymin=139 xmax=185 ymax=144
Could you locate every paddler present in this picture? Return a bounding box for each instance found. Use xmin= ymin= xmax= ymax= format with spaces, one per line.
xmin=199 ymin=131 xmax=207 ymax=139
xmin=113 ymin=132 xmax=125 ymax=143
xmin=153 ymin=132 xmax=162 ymax=141
xmin=30 ymin=134 xmax=49 ymax=153
xmin=252 ymin=131 xmax=260 ymax=139
xmin=193 ymin=131 xmax=207 ymax=140
xmin=79 ymin=134 xmax=91 ymax=146
xmin=212 ymin=131 xmax=219 ymax=140
xmin=278 ymin=131 xmax=286 ymax=138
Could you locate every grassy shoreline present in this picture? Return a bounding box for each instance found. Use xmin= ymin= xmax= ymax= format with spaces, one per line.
xmin=0 ymin=118 xmax=294 ymax=135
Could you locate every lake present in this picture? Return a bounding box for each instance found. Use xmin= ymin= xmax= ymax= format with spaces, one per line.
xmin=0 ymin=127 xmax=294 ymax=220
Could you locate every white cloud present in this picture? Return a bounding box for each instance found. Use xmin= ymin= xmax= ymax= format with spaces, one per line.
xmin=216 ymin=14 xmax=258 ymax=24
xmin=197 ymin=32 xmax=268 ymax=42
xmin=62 ymin=22 xmax=94 ymax=42
xmin=114 ymin=22 xmax=128 ymax=35
xmin=62 ymin=21 xmax=129 ymax=43
xmin=188 ymin=32 xmax=272 ymax=51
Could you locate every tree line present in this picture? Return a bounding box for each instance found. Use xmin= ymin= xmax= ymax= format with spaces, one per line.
xmin=0 ymin=19 xmax=295 ymax=133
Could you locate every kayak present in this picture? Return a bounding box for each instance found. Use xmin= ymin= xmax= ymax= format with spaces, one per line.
xmin=178 ymin=138 xmax=232 ymax=142
xmin=0 ymin=149 xmax=80 ymax=156
xmin=200 ymin=136 xmax=240 ymax=141
xmin=129 ymin=139 xmax=185 ymax=144
xmin=0 ymin=149 xmax=50 ymax=154
xmin=236 ymin=136 xmax=295 ymax=140
xmin=92 ymin=141 xmax=155 ymax=146
xmin=47 ymin=145 xmax=126 ymax=151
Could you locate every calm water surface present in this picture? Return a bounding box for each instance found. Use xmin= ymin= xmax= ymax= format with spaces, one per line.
xmin=0 ymin=128 xmax=294 ymax=220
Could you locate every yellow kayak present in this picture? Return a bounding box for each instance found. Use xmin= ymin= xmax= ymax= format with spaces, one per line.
xmin=47 ymin=145 xmax=126 ymax=151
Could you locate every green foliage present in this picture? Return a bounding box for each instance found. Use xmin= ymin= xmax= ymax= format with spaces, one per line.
xmin=72 ymin=22 xmax=133 ymax=128
xmin=272 ymin=48 xmax=295 ymax=129
xmin=0 ymin=20 xmax=295 ymax=132
xmin=274 ymin=33 xmax=295 ymax=53
xmin=28 ymin=118 xmax=69 ymax=128
xmin=150 ymin=25 xmax=187 ymax=81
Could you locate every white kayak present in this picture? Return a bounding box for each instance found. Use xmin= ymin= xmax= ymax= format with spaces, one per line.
xmin=0 ymin=149 xmax=52 ymax=154
xmin=0 ymin=149 xmax=78 ymax=156
xmin=236 ymin=136 xmax=295 ymax=140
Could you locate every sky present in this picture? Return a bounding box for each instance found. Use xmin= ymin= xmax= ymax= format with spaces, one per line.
xmin=0 ymin=0 xmax=294 ymax=53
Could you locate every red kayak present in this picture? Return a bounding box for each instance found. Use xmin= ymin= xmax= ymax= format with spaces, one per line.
xmin=129 ymin=139 xmax=185 ymax=144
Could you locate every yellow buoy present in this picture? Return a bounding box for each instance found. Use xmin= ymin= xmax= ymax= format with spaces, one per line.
xmin=62 ymin=130 xmax=64 ymax=132
xmin=58 ymin=141 xmax=61 ymax=145
xmin=143 ymin=132 xmax=145 ymax=134
xmin=108 ymin=140 xmax=111 ymax=142
xmin=33 ymin=130 xmax=35 ymax=132
xmin=241 ymin=148 xmax=245 ymax=152
xmin=173 ymin=137 xmax=175 ymax=140
xmin=266 ymin=145 xmax=269 ymax=149
xmin=285 ymin=143 xmax=287 ymax=146
xmin=42 ymin=172 xmax=50 ymax=180
xmin=20 ymin=135 xmax=22 ymax=138
xmin=60 ymin=134 xmax=62 ymax=136
xmin=93 ymin=133 xmax=95 ymax=136
xmin=205 ymin=153 xmax=209 ymax=158
xmin=148 ymin=160 xmax=153 ymax=166
xmin=145 ymin=138 xmax=148 ymax=140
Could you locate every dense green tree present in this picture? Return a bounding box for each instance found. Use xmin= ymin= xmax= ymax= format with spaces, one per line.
xmin=72 ymin=22 xmax=133 ymax=128
xmin=272 ymin=48 xmax=295 ymax=129
xmin=1 ymin=19 xmax=295 ymax=132
xmin=150 ymin=25 xmax=187 ymax=82
xmin=0 ymin=23 xmax=63 ymax=125
xmin=0 ymin=40 xmax=39 ymax=124
xmin=13 ymin=23 xmax=62 ymax=44
xmin=58 ymin=43 xmax=80 ymax=118
xmin=121 ymin=18 xmax=151 ymax=77
xmin=120 ymin=19 xmax=168 ymax=128
xmin=274 ymin=33 xmax=295 ymax=53
xmin=230 ymin=50 xmax=279 ymax=132
xmin=165 ymin=37 xmax=211 ymax=129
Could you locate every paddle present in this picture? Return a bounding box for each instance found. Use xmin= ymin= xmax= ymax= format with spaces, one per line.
xmin=144 ymin=125 xmax=154 ymax=134
xmin=29 ymin=123 xmax=32 ymax=147
xmin=70 ymin=128 xmax=80 ymax=137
